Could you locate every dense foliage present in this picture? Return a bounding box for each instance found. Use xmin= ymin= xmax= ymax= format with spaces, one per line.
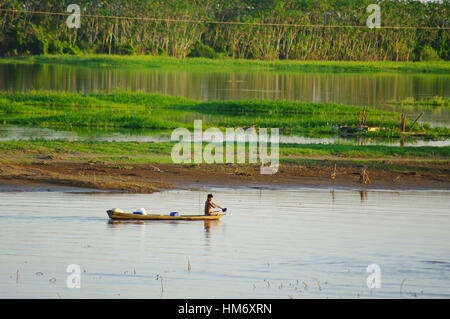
xmin=0 ymin=0 xmax=448 ymax=61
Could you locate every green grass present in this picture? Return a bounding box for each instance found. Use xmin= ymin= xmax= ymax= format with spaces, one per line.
xmin=2 ymin=90 xmax=448 ymax=137
xmin=0 ymin=91 xmax=198 ymax=129
xmin=0 ymin=140 xmax=448 ymax=161
xmin=1 ymin=55 xmax=450 ymax=74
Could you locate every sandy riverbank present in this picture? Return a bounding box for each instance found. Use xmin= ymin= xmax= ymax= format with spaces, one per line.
xmin=1 ymin=158 xmax=449 ymax=192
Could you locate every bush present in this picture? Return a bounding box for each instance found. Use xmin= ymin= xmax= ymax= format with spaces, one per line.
xmin=78 ymin=40 xmax=99 ymax=54
xmin=188 ymin=41 xmax=217 ymax=59
xmin=29 ymin=25 xmax=48 ymax=55
xmin=118 ymin=43 xmax=136 ymax=55
xmin=416 ymin=45 xmax=440 ymax=61
xmin=48 ymin=39 xmax=64 ymax=55
xmin=61 ymin=41 xmax=81 ymax=55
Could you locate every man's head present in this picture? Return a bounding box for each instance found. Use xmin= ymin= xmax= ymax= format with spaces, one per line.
xmin=207 ymin=194 xmax=213 ymax=201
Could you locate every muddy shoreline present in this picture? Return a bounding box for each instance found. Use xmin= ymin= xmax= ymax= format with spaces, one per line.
xmin=1 ymin=158 xmax=449 ymax=192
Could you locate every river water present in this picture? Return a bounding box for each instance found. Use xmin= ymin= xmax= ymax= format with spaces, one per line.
xmin=1 ymin=125 xmax=449 ymax=146
xmin=1 ymin=188 xmax=449 ymax=299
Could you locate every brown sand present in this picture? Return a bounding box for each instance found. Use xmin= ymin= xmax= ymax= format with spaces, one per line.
xmin=0 ymin=157 xmax=449 ymax=192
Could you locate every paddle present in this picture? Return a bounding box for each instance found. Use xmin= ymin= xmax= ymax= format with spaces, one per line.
xmin=221 ymin=208 xmax=227 ymax=214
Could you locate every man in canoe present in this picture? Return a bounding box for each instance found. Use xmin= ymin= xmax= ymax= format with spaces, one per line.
xmin=204 ymin=194 xmax=225 ymax=216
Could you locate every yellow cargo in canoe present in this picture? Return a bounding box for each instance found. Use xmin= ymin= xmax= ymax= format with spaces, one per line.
xmin=106 ymin=210 xmax=225 ymax=221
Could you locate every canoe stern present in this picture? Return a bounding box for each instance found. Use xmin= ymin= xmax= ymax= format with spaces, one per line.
xmin=106 ymin=210 xmax=114 ymax=219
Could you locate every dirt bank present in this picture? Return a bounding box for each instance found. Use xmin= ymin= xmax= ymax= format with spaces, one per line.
xmin=0 ymin=157 xmax=449 ymax=192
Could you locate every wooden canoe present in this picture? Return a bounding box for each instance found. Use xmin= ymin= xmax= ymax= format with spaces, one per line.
xmin=107 ymin=210 xmax=225 ymax=221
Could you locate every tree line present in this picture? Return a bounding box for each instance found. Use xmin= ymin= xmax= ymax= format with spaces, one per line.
xmin=0 ymin=0 xmax=448 ymax=61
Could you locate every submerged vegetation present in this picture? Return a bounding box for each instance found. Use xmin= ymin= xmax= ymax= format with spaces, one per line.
xmin=1 ymin=91 xmax=448 ymax=138
xmin=387 ymin=96 xmax=450 ymax=111
xmin=0 ymin=0 xmax=448 ymax=61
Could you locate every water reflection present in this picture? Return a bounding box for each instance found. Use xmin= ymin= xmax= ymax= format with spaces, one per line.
xmin=204 ymin=220 xmax=221 ymax=242
xmin=107 ymin=220 xmax=147 ymax=227
xmin=1 ymin=125 xmax=449 ymax=146
xmin=106 ymin=217 xmax=222 ymax=247
xmin=330 ymin=189 xmax=369 ymax=204
xmin=360 ymin=190 xmax=369 ymax=203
